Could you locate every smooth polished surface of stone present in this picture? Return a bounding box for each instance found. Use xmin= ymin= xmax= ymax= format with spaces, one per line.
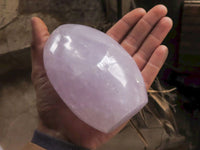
xmin=43 ymin=24 xmax=148 ymax=133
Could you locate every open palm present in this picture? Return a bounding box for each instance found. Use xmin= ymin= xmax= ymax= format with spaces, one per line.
xmin=31 ymin=5 xmax=172 ymax=150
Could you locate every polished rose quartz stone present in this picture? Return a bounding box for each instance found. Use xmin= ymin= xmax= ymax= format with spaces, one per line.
xmin=43 ymin=24 xmax=148 ymax=133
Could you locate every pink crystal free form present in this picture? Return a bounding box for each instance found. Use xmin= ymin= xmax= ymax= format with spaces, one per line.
xmin=43 ymin=24 xmax=148 ymax=133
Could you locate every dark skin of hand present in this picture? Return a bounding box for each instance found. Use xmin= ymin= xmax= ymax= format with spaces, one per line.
xmin=31 ymin=4 xmax=172 ymax=150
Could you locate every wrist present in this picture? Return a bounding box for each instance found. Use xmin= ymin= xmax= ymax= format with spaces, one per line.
xmin=31 ymin=129 xmax=89 ymax=150
xmin=36 ymin=121 xmax=92 ymax=149
xmin=37 ymin=120 xmax=67 ymax=142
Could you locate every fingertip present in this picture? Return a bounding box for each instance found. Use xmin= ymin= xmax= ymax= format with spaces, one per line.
xmin=31 ymin=17 xmax=40 ymax=28
xmin=159 ymin=17 xmax=173 ymax=32
xmin=158 ymin=45 xmax=169 ymax=59
xmin=31 ymin=16 xmax=49 ymax=47
xmin=156 ymin=4 xmax=168 ymax=13
xmin=31 ymin=17 xmax=48 ymax=31
xmin=151 ymin=4 xmax=168 ymax=16
xmin=160 ymin=45 xmax=168 ymax=51
xmin=31 ymin=16 xmax=38 ymax=22
xmin=134 ymin=8 xmax=147 ymax=15
xmin=164 ymin=17 xmax=173 ymax=29
xmin=124 ymin=7 xmax=146 ymax=20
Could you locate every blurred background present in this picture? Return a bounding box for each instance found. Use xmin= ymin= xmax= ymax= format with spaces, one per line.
xmin=0 ymin=0 xmax=199 ymax=150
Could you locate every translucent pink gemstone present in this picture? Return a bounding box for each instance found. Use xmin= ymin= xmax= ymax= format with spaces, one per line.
xmin=43 ymin=24 xmax=148 ymax=133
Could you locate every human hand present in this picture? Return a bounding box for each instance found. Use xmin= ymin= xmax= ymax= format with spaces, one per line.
xmin=31 ymin=4 xmax=172 ymax=150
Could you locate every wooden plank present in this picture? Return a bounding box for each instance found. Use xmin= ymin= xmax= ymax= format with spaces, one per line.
xmin=182 ymin=18 xmax=200 ymax=25
xmin=182 ymin=25 xmax=200 ymax=32
xmin=178 ymin=1 xmax=200 ymax=72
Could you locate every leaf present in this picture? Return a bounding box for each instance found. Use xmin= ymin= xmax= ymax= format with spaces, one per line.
xmin=145 ymin=106 xmax=176 ymax=136
xmin=129 ymin=119 xmax=149 ymax=147
xmin=139 ymin=109 xmax=148 ymax=127
xmin=145 ymin=105 xmax=163 ymax=126
xmin=163 ymin=120 xmax=176 ymax=135
xmin=149 ymin=93 xmax=178 ymax=133
xmin=148 ymin=88 xmax=176 ymax=94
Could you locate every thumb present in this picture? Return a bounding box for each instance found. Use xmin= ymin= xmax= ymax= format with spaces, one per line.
xmin=31 ymin=17 xmax=50 ymax=70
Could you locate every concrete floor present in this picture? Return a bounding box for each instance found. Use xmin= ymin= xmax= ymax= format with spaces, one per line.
xmin=0 ymin=71 xmax=38 ymax=150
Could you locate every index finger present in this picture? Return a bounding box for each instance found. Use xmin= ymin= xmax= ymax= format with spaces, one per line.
xmin=106 ymin=8 xmax=146 ymax=43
